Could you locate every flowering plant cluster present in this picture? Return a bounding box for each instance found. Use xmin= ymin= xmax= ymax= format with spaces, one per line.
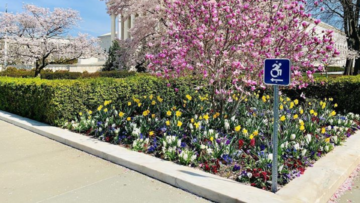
xmin=66 ymin=93 xmax=360 ymax=190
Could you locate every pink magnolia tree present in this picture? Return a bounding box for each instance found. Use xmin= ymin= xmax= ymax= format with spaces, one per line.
xmin=146 ymin=0 xmax=339 ymax=114
xmin=0 ymin=4 xmax=104 ymax=76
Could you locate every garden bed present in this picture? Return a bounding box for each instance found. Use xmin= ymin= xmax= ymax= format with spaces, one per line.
xmin=65 ymin=92 xmax=360 ymax=191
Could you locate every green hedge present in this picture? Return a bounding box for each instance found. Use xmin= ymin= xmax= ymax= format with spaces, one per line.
xmin=283 ymin=75 xmax=360 ymax=114
xmin=0 ymin=75 xmax=207 ymax=126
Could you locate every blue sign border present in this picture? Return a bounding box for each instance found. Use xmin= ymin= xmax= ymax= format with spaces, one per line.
xmin=263 ymin=58 xmax=291 ymax=86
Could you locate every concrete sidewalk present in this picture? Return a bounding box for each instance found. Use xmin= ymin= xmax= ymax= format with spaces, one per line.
xmin=0 ymin=120 xmax=208 ymax=203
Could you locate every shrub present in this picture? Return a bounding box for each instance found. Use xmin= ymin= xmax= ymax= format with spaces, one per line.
xmin=0 ymin=67 xmax=34 ymax=78
xmin=41 ymin=71 xmax=82 ymax=79
xmin=0 ymin=75 xmax=206 ymax=126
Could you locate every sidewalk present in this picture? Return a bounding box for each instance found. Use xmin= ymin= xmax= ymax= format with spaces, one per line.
xmin=0 ymin=120 xmax=208 ymax=203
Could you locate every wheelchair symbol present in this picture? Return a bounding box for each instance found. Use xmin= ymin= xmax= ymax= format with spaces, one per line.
xmin=270 ymin=62 xmax=284 ymax=83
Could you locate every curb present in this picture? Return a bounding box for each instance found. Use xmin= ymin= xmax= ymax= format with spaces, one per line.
xmin=1 ymin=110 xmax=359 ymax=203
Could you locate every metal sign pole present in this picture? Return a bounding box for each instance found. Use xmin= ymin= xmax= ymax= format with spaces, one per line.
xmin=271 ymin=85 xmax=279 ymax=193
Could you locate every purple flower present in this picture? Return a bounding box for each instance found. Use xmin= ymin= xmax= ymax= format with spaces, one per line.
xmin=233 ymin=164 xmax=241 ymax=171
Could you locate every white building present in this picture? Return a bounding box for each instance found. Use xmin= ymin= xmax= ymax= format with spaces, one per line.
xmin=100 ymin=13 xmax=348 ymax=67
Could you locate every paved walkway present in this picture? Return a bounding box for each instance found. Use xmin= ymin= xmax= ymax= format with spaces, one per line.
xmin=0 ymin=120 xmax=208 ymax=203
xmin=338 ymin=174 xmax=360 ymax=203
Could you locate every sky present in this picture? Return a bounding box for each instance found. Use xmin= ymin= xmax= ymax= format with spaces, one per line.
xmin=0 ymin=0 xmax=111 ymax=37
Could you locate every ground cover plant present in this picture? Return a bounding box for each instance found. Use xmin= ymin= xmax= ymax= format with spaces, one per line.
xmin=66 ymin=92 xmax=360 ymax=190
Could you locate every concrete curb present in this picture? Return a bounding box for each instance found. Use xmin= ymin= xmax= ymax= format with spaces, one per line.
xmin=0 ymin=110 xmax=359 ymax=203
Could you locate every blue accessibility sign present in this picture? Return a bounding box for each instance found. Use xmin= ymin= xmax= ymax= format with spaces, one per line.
xmin=263 ymin=59 xmax=291 ymax=86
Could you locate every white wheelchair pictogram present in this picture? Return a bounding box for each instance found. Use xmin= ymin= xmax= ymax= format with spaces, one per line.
xmin=270 ymin=62 xmax=284 ymax=83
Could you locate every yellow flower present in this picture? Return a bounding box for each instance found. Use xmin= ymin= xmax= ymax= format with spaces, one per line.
xmin=203 ymin=114 xmax=209 ymax=120
xmin=329 ymin=98 xmax=333 ymax=101
xmin=280 ymin=97 xmax=284 ymax=102
xmin=149 ymin=131 xmax=155 ymax=136
xmin=194 ymin=122 xmax=200 ymax=129
xmin=253 ymin=130 xmax=259 ymax=136
xmin=286 ymin=97 xmax=291 ymax=102
xmin=104 ymin=100 xmax=112 ymax=106
xmin=104 ymin=108 xmax=108 ymax=113
xmin=334 ymin=103 xmax=338 ymax=108
xmin=294 ymin=99 xmax=299 ymax=105
xmin=186 ymin=95 xmax=192 ymax=101
xmin=166 ymin=120 xmax=170 ymax=126
xmin=331 ymin=111 xmax=336 ymax=116
xmin=177 ymin=121 xmax=183 ymax=127
xmin=280 ymin=105 xmax=283 ymax=110
xmin=262 ymin=96 xmax=266 ymax=103
xmin=235 ymin=125 xmax=241 ymax=132
xmin=322 ymin=104 xmax=326 ymax=109
xmin=249 ymin=134 xmax=254 ymax=140
xmin=172 ymin=106 xmax=177 ymax=111
xmin=210 ymin=136 xmax=214 ymax=142
xmin=119 ymin=112 xmax=125 ymax=117
xmin=199 ymin=116 xmax=203 ymax=120
xmin=152 ymin=114 xmax=156 ymax=119
xmin=290 ymin=102 xmax=294 ymax=109
xmin=300 ymin=109 xmax=304 ymax=114
xmin=127 ymin=117 xmax=131 ymax=121
xmin=97 ymin=105 xmax=103 ymax=111
xmin=308 ymin=102 xmax=312 ymax=105
xmin=176 ymin=111 xmax=182 ymax=117
xmin=242 ymin=129 xmax=248 ymax=135
xmin=151 ymin=100 xmax=156 ymax=105
xmin=149 ymin=94 xmax=153 ymax=100
xmin=128 ymin=102 xmax=132 ymax=106
xmin=325 ymin=138 xmax=330 ymax=143
xmin=138 ymin=103 xmax=142 ymax=107
xmin=314 ymin=112 xmax=318 ymax=117
xmin=143 ymin=110 xmax=150 ymax=116
xmin=88 ymin=110 xmax=92 ymax=115
xmin=266 ymin=95 xmax=270 ymax=99
xmin=166 ymin=111 xmax=172 ymax=116
xmin=157 ymin=96 xmax=163 ymax=103
xmin=79 ymin=112 xmax=83 ymax=116
xmin=321 ymin=128 xmax=326 ymax=134
xmin=191 ymin=118 xmax=194 ymax=123
xmin=280 ymin=115 xmax=286 ymax=121
xmin=310 ymin=109 xmax=315 ymax=114
xmin=300 ymin=125 xmax=305 ymax=131
xmin=293 ymin=114 xmax=298 ymax=119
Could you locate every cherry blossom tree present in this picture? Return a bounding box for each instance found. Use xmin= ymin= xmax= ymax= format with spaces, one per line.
xmin=145 ymin=0 xmax=339 ymax=114
xmin=101 ymin=0 xmax=166 ymax=69
xmin=0 ymin=4 xmax=104 ymax=76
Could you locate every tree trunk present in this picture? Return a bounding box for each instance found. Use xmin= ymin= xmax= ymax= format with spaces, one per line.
xmin=354 ymin=57 xmax=360 ymax=75
xmin=344 ymin=59 xmax=354 ymax=75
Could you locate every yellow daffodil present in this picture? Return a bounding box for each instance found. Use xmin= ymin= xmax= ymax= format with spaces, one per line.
xmin=325 ymin=138 xmax=330 ymax=143
xmin=128 ymin=102 xmax=132 ymax=106
xmin=152 ymin=114 xmax=156 ymax=119
xmin=88 ymin=110 xmax=92 ymax=115
xmin=235 ymin=125 xmax=241 ymax=132
xmin=191 ymin=118 xmax=194 ymax=123
xmin=300 ymin=109 xmax=304 ymax=114
xmin=149 ymin=131 xmax=155 ymax=136
xmin=157 ymin=96 xmax=163 ymax=103
xmin=280 ymin=115 xmax=286 ymax=121
xmin=242 ymin=129 xmax=248 ymax=135
xmin=331 ymin=111 xmax=336 ymax=116
xmin=151 ymin=100 xmax=156 ymax=105
xmin=253 ymin=130 xmax=259 ymax=136
xmin=314 ymin=112 xmax=318 ymax=117
xmin=194 ymin=122 xmax=200 ymax=129
xmin=167 ymin=111 xmax=172 ymax=116
xmin=310 ymin=109 xmax=315 ymax=114
xmin=127 ymin=117 xmax=131 ymax=121
xmin=97 ymin=105 xmax=103 ymax=111
xmin=293 ymin=114 xmax=298 ymax=119
xmin=329 ymin=98 xmax=333 ymax=101
xmin=79 ymin=112 xmax=83 ymax=116
xmin=166 ymin=120 xmax=170 ymax=126
xmin=176 ymin=111 xmax=182 ymax=117
xmin=262 ymin=96 xmax=266 ymax=103
xmin=119 ymin=112 xmax=125 ymax=117
xmin=249 ymin=134 xmax=254 ymax=139
xmin=300 ymin=125 xmax=305 ymax=131
xmin=290 ymin=102 xmax=294 ymax=109
xmin=280 ymin=105 xmax=283 ymax=110
xmin=177 ymin=121 xmax=183 ymax=127
xmin=321 ymin=128 xmax=326 ymax=134
xmin=186 ymin=95 xmax=192 ymax=101
xmin=294 ymin=99 xmax=299 ymax=105
xmin=203 ymin=114 xmax=209 ymax=120
xmin=210 ymin=136 xmax=214 ymax=142
xmin=143 ymin=110 xmax=150 ymax=116
xmin=149 ymin=95 xmax=153 ymax=100
xmin=334 ymin=103 xmax=338 ymax=108
xmin=104 ymin=100 xmax=111 ymax=106
xmin=104 ymin=108 xmax=108 ymax=113
xmin=286 ymin=97 xmax=291 ymax=102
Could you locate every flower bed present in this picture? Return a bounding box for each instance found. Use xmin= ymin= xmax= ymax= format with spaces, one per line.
xmin=66 ymin=93 xmax=360 ymax=190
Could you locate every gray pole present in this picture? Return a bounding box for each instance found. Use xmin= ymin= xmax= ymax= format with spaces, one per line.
xmin=271 ymin=85 xmax=279 ymax=193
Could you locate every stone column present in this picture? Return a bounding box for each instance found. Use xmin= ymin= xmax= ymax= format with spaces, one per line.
xmin=130 ymin=14 xmax=135 ymax=39
xmin=111 ymin=14 xmax=116 ymax=41
xmin=124 ymin=17 xmax=129 ymax=40
xmin=118 ymin=14 xmax=122 ymax=40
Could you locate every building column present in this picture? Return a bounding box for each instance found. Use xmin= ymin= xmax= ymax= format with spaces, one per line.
xmin=118 ymin=14 xmax=122 ymax=40
xmin=111 ymin=14 xmax=116 ymax=41
xmin=124 ymin=17 xmax=129 ymax=40
xmin=130 ymin=14 xmax=135 ymax=39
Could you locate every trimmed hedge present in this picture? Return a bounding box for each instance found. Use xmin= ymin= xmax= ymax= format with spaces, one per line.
xmin=40 ymin=70 xmax=136 ymax=80
xmin=283 ymin=75 xmax=360 ymax=114
xmin=0 ymin=67 xmax=35 ymax=78
xmin=0 ymin=75 xmax=207 ymax=126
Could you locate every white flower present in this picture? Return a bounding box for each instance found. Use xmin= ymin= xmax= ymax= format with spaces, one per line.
xmin=200 ymin=144 xmax=206 ymax=149
xmin=224 ymin=120 xmax=230 ymax=130
xmin=206 ymin=148 xmax=213 ymax=154
xmin=183 ymin=153 xmax=188 ymax=160
xmin=294 ymin=143 xmax=300 ymax=150
xmin=209 ymin=129 xmax=214 ymax=135
xmin=132 ymin=140 xmax=138 ymax=147
xmin=215 ymin=133 xmax=219 ymax=139
xmin=191 ymin=155 xmax=197 ymax=162
xmin=163 ymin=141 xmax=166 ymax=147
xmin=334 ymin=126 xmax=339 ymax=131
xmin=189 ymin=124 xmax=193 ymax=130
xmin=112 ymin=124 xmax=116 ymax=128
xmin=99 ymin=127 xmax=103 ymax=132
xmin=319 ymin=146 xmax=323 ymax=151
xmin=325 ymin=145 xmax=330 ymax=152
xmin=145 ymin=138 xmax=150 ymax=145
xmin=290 ymin=134 xmax=296 ymax=140
xmin=331 ymin=136 xmax=338 ymax=144
xmin=327 ymin=126 xmax=332 ymax=131
xmin=278 ymin=165 xmax=284 ymax=172
xmin=177 ymin=139 xmax=182 ymax=147
xmin=171 ymin=136 xmax=176 ymax=142
xmin=268 ymin=153 xmax=273 ymax=161
xmin=329 ymin=119 xmax=333 ymax=125
xmin=231 ymin=116 xmax=236 ymax=121
xmin=247 ymin=172 xmax=253 ymax=178
xmin=301 ymin=149 xmax=307 ymax=156
xmin=104 ymin=122 xmax=108 ymax=127
xmin=305 ymin=134 xmax=312 ymax=144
